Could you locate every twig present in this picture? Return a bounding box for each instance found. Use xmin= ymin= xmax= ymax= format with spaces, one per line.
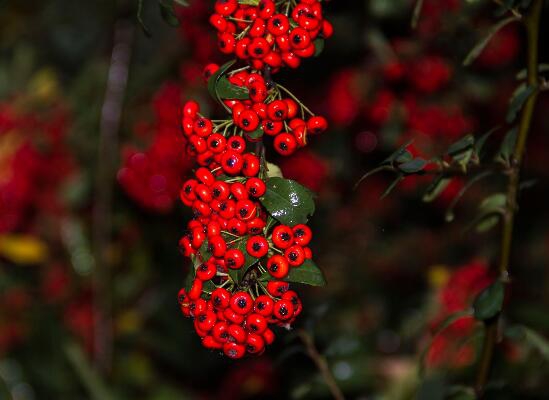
xmin=297 ymin=329 xmax=345 ymax=400
xmin=93 ymin=19 xmax=134 ymax=373
xmin=475 ymin=0 xmax=542 ymax=396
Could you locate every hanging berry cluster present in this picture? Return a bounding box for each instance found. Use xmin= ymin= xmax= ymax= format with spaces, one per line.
xmin=177 ymin=0 xmax=331 ymax=359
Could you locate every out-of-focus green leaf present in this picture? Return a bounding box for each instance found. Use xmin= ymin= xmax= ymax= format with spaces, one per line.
xmin=463 ymin=16 xmax=519 ymax=66
xmin=158 ymin=0 xmax=180 ymax=27
xmin=506 ymin=84 xmax=537 ymax=123
xmin=398 ymin=158 xmax=427 ymax=174
xmin=423 ymin=175 xmax=451 ymax=203
xmin=474 ymin=281 xmax=505 ymax=321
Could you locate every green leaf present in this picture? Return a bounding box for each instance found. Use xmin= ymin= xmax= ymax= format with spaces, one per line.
xmin=395 ymin=149 xmax=413 ymax=163
xmin=496 ymin=127 xmax=518 ymax=164
xmin=245 ymin=127 xmax=264 ymax=140
xmin=158 ymin=0 xmax=180 ymax=27
xmin=313 ymin=39 xmax=325 ymax=57
xmin=284 ymin=259 xmax=326 ymax=286
xmin=173 ymin=0 xmax=189 ymax=5
xmin=516 ymin=64 xmax=549 ymax=80
xmin=238 ymin=0 xmax=260 ymax=5
xmin=419 ymin=310 xmax=473 ymax=375
xmin=463 ymin=16 xmax=519 ymax=66
xmin=260 ymin=177 xmax=315 ymax=226
xmin=207 ymin=60 xmax=236 ymax=106
xmin=137 ymin=0 xmax=152 ymax=37
xmin=417 ymin=374 xmax=446 ymax=400
xmin=384 ymin=139 xmax=414 ymax=164
xmin=506 ymin=84 xmax=537 ymax=123
xmin=398 ymin=158 xmax=427 ymax=174
xmin=423 ymin=175 xmax=451 ymax=203
xmin=215 ymin=76 xmax=250 ymax=100
xmin=506 ymin=325 xmax=549 ymax=361
xmin=381 ymin=174 xmax=404 ymax=199
xmin=228 ymin=238 xmax=258 ymax=284
xmin=411 ymin=0 xmax=425 ymax=28
xmin=447 ymin=135 xmax=474 ymax=157
xmin=474 ymin=281 xmax=505 ymax=321
xmin=474 ymin=127 xmax=499 ymax=159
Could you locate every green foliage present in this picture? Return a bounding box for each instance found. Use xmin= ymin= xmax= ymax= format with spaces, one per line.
xmin=284 ymin=259 xmax=326 ymax=286
xmin=474 ymin=281 xmax=505 ymax=320
xmin=260 ymin=177 xmax=316 ymax=227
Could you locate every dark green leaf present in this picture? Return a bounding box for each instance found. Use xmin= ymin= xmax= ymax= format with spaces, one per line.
xmin=505 ymin=325 xmax=549 ymax=361
xmin=506 ymin=84 xmax=537 ymax=123
xmin=417 ymin=375 xmax=446 ymax=400
xmin=411 ymin=0 xmax=425 ymax=28
xmin=228 ymin=238 xmax=258 ymax=284
xmin=158 ymin=0 xmax=180 ymax=27
xmin=207 ymin=60 xmax=236 ymax=104
xmin=313 ymin=39 xmax=325 ymax=57
xmin=398 ymin=158 xmax=427 ymax=174
xmin=395 ymin=149 xmax=413 ymax=163
xmin=474 ymin=127 xmax=499 ymax=159
xmin=381 ymin=174 xmax=404 ymax=199
xmin=215 ymin=76 xmax=249 ymax=100
xmin=284 ymin=259 xmax=326 ymax=286
xmin=447 ymin=135 xmax=474 ymax=157
xmin=260 ymin=177 xmax=315 ymax=226
xmin=474 ymin=281 xmax=505 ymax=320
xmin=496 ymin=127 xmax=518 ymax=164
xmin=384 ymin=139 xmax=414 ymax=164
xmin=463 ymin=16 xmax=519 ymax=66
xmin=137 ymin=0 xmax=152 ymax=37
xmin=245 ymin=127 xmax=264 ymax=140
xmin=423 ymin=175 xmax=451 ymax=203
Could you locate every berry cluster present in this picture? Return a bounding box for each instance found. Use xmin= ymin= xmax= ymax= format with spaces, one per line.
xmin=210 ymin=0 xmax=333 ymax=71
xmin=177 ymin=0 xmax=331 ymax=358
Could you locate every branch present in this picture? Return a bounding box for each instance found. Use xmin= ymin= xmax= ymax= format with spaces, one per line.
xmin=297 ymin=329 xmax=345 ymax=400
xmin=475 ymin=0 xmax=542 ymax=396
xmin=93 ymin=19 xmax=134 ymax=372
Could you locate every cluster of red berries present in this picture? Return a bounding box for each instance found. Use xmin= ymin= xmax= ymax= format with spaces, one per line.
xmin=210 ymin=0 xmax=333 ymax=71
xmin=177 ymin=0 xmax=331 ymax=358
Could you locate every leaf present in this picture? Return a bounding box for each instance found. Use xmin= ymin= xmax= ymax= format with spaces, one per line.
xmin=260 ymin=177 xmax=315 ymax=226
xmin=471 ymin=193 xmax=506 ymax=232
xmin=313 ymin=39 xmax=325 ymax=57
xmin=516 ymin=64 xmax=549 ymax=80
xmin=245 ymin=127 xmax=264 ymax=140
xmin=284 ymin=259 xmax=326 ymax=286
xmin=447 ymin=135 xmax=474 ymax=157
xmin=158 ymin=0 xmax=180 ymax=27
xmin=215 ymin=76 xmax=249 ymax=100
xmin=395 ymin=149 xmax=413 ymax=163
xmin=474 ymin=281 xmax=505 ymax=321
xmin=463 ymin=16 xmax=519 ymax=66
xmin=238 ymin=0 xmax=260 ymax=5
xmin=411 ymin=0 xmax=425 ymax=29
xmin=419 ymin=310 xmax=473 ymax=375
xmin=506 ymin=326 xmax=549 ymax=361
xmin=506 ymin=84 xmax=537 ymax=123
xmin=384 ymin=139 xmax=414 ymax=164
xmin=207 ymin=60 xmax=236 ymax=105
xmin=228 ymin=238 xmax=258 ymax=284
xmin=423 ymin=175 xmax=451 ymax=203
xmin=137 ymin=0 xmax=152 ymax=37
xmin=417 ymin=374 xmax=446 ymax=400
xmin=381 ymin=174 xmax=404 ymax=199
xmin=496 ymin=127 xmax=518 ymax=164
xmin=398 ymin=158 xmax=427 ymax=174
xmin=173 ymin=0 xmax=189 ymax=5
xmin=474 ymin=127 xmax=499 ymax=159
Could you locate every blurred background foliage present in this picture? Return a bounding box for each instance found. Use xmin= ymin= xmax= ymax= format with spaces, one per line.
xmin=0 ymin=0 xmax=549 ymax=399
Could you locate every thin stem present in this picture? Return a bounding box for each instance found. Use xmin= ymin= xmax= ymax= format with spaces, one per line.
xmin=475 ymin=0 xmax=542 ymax=396
xmin=93 ymin=19 xmax=133 ymax=373
xmin=297 ymin=329 xmax=345 ymax=400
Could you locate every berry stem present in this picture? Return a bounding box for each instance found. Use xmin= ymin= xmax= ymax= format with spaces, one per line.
xmin=475 ymin=0 xmax=542 ymax=396
xmin=297 ymin=329 xmax=345 ymax=400
xmin=276 ymin=84 xmax=315 ymax=117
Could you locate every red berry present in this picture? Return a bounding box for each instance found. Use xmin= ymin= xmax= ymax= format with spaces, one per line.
xmin=230 ymin=292 xmax=253 ymax=314
xmin=273 ymin=299 xmax=294 ymax=321
xmin=246 ymin=235 xmax=269 ymax=258
xmin=224 ymin=249 xmax=245 ymax=269
xmin=267 ymin=255 xmax=290 ymax=279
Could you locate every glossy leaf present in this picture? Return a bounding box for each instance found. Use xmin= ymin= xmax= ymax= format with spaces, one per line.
xmin=474 ymin=281 xmax=505 ymax=320
xmin=215 ymin=76 xmax=249 ymax=100
xmin=207 ymin=60 xmax=236 ymax=104
xmin=284 ymin=259 xmax=326 ymax=286
xmin=260 ymin=177 xmax=315 ymax=226
xmin=228 ymin=238 xmax=258 ymax=284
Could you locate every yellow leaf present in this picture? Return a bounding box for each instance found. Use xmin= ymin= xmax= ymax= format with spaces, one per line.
xmin=0 ymin=234 xmax=49 ymax=265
